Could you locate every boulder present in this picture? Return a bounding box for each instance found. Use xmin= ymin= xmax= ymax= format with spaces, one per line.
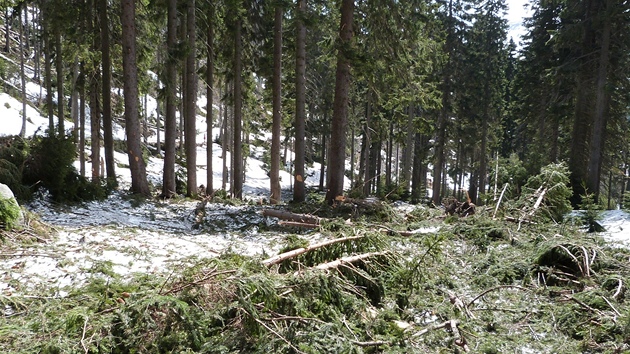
xmin=0 ymin=183 xmax=23 ymax=229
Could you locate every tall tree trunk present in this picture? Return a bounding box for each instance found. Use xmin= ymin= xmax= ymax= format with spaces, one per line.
xmin=79 ymin=70 xmax=86 ymax=177
xmin=55 ymin=29 xmax=64 ymax=135
xmin=412 ymin=132 xmax=423 ymax=203
xmin=270 ymin=5 xmax=283 ymax=204
xmin=44 ymin=20 xmax=54 ymax=134
xmin=222 ymin=81 xmax=229 ymax=190
xmin=88 ymin=0 xmax=101 ymax=181
xmin=100 ymin=0 xmax=116 ymax=184
xmin=568 ymin=0 xmax=598 ymax=206
xmin=121 ymin=0 xmax=150 ymax=196
xmin=33 ymin=7 xmax=40 ymax=82
xmin=206 ymin=3 xmax=214 ymax=194
xmin=232 ymin=16 xmax=243 ymax=199
xmin=350 ymin=126 xmax=355 ymax=188
xmin=162 ymin=0 xmax=178 ymax=198
xmin=586 ymin=0 xmax=612 ymax=202
xmin=185 ymin=0 xmax=197 ymax=197
xmin=71 ymin=58 xmax=79 ymax=144
xmin=4 ymin=8 xmax=10 ymax=53
xmin=401 ymin=104 xmax=414 ymax=190
xmin=19 ymin=7 xmax=26 ymax=138
xmin=386 ymin=119 xmax=393 ymax=187
xmin=293 ymin=0 xmax=307 ymax=202
xmin=325 ymin=0 xmax=354 ymax=203
xmin=359 ymin=96 xmax=371 ymax=195
xmin=368 ymin=140 xmax=380 ymax=195
xmin=478 ymin=105 xmax=489 ymax=204
xmin=319 ymin=128 xmax=326 ymax=191
xmin=433 ymin=0 xmax=455 ymax=206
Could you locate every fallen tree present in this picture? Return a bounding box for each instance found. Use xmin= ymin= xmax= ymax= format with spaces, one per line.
xmin=262 ymin=209 xmax=321 ymax=225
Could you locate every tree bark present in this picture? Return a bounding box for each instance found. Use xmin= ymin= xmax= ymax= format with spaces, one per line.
xmin=325 ymin=0 xmax=354 ymax=203
xmin=222 ymin=80 xmax=229 ymax=191
xmin=386 ymin=119 xmax=393 ymax=187
xmin=79 ymin=69 xmax=86 ymax=177
xmin=44 ymin=19 xmax=54 ymax=134
xmin=55 ymin=29 xmax=64 ymax=135
xmin=568 ymin=0 xmax=598 ymax=206
xmin=71 ymin=58 xmax=79 ymax=144
xmin=232 ymin=15 xmax=243 ymax=199
xmin=185 ymin=0 xmax=197 ymax=197
xmin=4 ymin=8 xmax=9 ymax=53
xmin=100 ymin=0 xmax=116 ymax=185
xmin=586 ymin=0 xmax=612 ymax=202
xmin=293 ymin=0 xmax=307 ymax=202
xmin=19 ymin=7 xmax=26 ymax=138
xmin=206 ymin=3 xmax=214 ymax=194
xmin=270 ymin=5 xmax=283 ymax=204
xmin=401 ymin=104 xmax=414 ymax=190
xmin=162 ymin=0 xmax=178 ymax=198
xmin=88 ymin=0 xmax=101 ymax=181
xmin=121 ymin=0 xmax=151 ymax=196
xmin=319 ymin=129 xmax=326 ymax=191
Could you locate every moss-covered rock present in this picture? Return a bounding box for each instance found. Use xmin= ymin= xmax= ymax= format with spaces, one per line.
xmin=0 ymin=182 xmax=22 ymax=229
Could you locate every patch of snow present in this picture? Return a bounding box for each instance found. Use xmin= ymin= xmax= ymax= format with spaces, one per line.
xmin=599 ymin=210 xmax=630 ymax=246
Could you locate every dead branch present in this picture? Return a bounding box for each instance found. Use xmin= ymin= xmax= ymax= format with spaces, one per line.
xmin=374 ymin=224 xmax=416 ymax=237
xmin=411 ymin=319 xmax=469 ymax=352
xmin=449 ymin=292 xmax=475 ymax=318
xmin=80 ymin=316 xmax=89 ymax=354
xmin=338 ymin=196 xmax=383 ymax=207
xmin=262 ymin=235 xmax=364 ymax=267
xmin=556 ymin=244 xmax=585 ymax=277
xmin=411 ymin=320 xmax=450 ymax=337
xmin=613 ymin=279 xmax=623 ymax=300
xmin=352 ymin=340 xmax=388 ymax=347
xmin=314 ymin=252 xmax=388 ymax=271
xmin=601 ymin=296 xmax=621 ymax=317
xmin=262 ymin=209 xmax=321 ymax=225
xmin=530 ymin=188 xmax=547 ymax=213
xmin=163 ymin=269 xmax=237 ymax=295
xmin=467 ymin=285 xmax=531 ymax=307
xmin=561 ymin=294 xmax=604 ymax=317
xmin=450 ymin=319 xmax=469 ymax=352
xmin=505 ymin=216 xmax=536 ymax=225
xmin=241 ymin=307 xmax=307 ymax=354
xmin=493 ymin=183 xmax=509 ymax=219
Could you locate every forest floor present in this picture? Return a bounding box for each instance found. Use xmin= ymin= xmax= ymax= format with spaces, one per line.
xmin=2 ymin=191 xmax=630 ymax=353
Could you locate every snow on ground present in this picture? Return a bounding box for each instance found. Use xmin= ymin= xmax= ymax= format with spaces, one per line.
xmin=0 ymin=78 xmax=332 ymax=296
xmin=598 ymin=209 xmax=630 ymax=246
xmin=3 ymin=74 xmax=630 ymax=298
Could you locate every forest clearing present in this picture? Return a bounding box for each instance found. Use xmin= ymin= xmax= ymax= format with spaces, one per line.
xmin=2 ymin=0 xmax=630 ymax=352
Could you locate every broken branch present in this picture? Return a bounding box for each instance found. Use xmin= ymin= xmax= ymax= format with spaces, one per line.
xmin=314 ymin=252 xmax=388 ymax=271
xmin=262 ymin=235 xmax=364 ymax=267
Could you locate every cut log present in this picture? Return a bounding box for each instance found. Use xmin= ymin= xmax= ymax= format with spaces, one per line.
xmin=262 ymin=235 xmax=364 ymax=266
xmin=262 ymin=209 xmax=321 ymax=225
xmin=314 ymin=251 xmax=388 ymax=271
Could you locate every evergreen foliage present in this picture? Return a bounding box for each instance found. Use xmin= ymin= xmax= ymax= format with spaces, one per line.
xmin=23 ymin=134 xmax=107 ymax=202
xmin=522 ymin=162 xmax=572 ymax=221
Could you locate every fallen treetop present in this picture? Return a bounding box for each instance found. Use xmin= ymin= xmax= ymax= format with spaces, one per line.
xmin=314 ymin=251 xmax=388 ymax=271
xmin=262 ymin=235 xmax=364 ymax=267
